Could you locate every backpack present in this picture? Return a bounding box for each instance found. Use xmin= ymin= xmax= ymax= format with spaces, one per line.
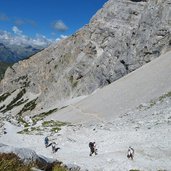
xmin=89 ymin=142 xmax=94 ymax=148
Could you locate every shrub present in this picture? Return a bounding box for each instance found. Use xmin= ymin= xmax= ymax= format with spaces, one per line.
xmin=0 ymin=153 xmax=67 ymax=171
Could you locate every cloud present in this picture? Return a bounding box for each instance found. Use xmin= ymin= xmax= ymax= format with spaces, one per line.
xmin=60 ymin=34 xmax=68 ymax=39
xmin=0 ymin=28 xmax=52 ymax=47
xmin=53 ymin=20 xmax=68 ymax=32
xmin=12 ymin=26 xmax=23 ymax=35
xmin=55 ymin=34 xmax=68 ymax=42
xmin=0 ymin=12 xmax=9 ymax=21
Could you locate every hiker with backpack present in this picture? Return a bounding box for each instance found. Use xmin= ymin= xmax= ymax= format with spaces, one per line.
xmin=52 ymin=142 xmax=60 ymax=153
xmin=89 ymin=142 xmax=97 ymax=156
xmin=127 ymin=146 xmax=134 ymax=160
xmin=44 ymin=136 xmax=49 ymax=148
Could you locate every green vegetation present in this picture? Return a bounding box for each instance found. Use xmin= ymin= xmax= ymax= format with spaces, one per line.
xmin=138 ymin=91 xmax=171 ymax=110
xmin=148 ymin=91 xmax=171 ymax=108
xmin=158 ymin=91 xmax=171 ymax=101
xmin=17 ymin=128 xmax=29 ymax=134
xmin=2 ymin=89 xmax=27 ymax=113
xmin=18 ymin=120 xmax=68 ymax=135
xmin=129 ymin=170 xmax=140 ymax=171
xmin=42 ymin=120 xmax=68 ymax=133
xmin=0 ymin=153 xmax=31 ymax=171
xmin=17 ymin=116 xmax=29 ymax=127
xmin=0 ymin=104 xmax=5 ymax=110
xmin=42 ymin=120 xmax=66 ymax=127
xmin=18 ymin=98 xmax=38 ymax=116
xmin=0 ymin=92 xmax=11 ymax=103
xmin=32 ymin=108 xmax=58 ymax=124
xmin=52 ymin=165 xmax=67 ymax=171
xmin=17 ymin=127 xmax=42 ymax=135
xmin=0 ymin=153 xmax=67 ymax=171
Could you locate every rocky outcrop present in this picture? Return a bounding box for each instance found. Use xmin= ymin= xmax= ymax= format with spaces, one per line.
xmin=0 ymin=143 xmax=81 ymax=171
xmin=0 ymin=143 xmax=55 ymax=164
xmin=0 ymin=0 xmax=171 ymax=114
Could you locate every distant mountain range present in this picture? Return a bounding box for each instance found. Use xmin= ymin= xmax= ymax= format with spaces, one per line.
xmin=0 ymin=42 xmax=44 ymax=63
xmin=0 ymin=42 xmax=45 ymax=81
xmin=0 ymin=29 xmax=52 ymax=63
xmin=0 ymin=30 xmax=51 ymax=80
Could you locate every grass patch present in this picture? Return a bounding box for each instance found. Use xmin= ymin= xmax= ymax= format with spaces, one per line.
xmin=17 ymin=128 xmax=29 ymax=134
xmin=42 ymin=120 xmax=67 ymax=127
xmin=0 ymin=104 xmax=5 ymax=110
xmin=17 ymin=116 xmax=29 ymax=127
xmin=0 ymin=153 xmax=33 ymax=171
xmin=137 ymin=91 xmax=171 ymax=110
xmin=42 ymin=120 xmax=68 ymax=133
xmin=32 ymin=108 xmax=58 ymax=124
xmin=129 ymin=170 xmax=140 ymax=171
xmin=0 ymin=153 xmax=67 ymax=171
xmin=0 ymin=92 xmax=11 ymax=103
xmin=158 ymin=91 xmax=171 ymax=101
xmin=2 ymin=89 xmax=27 ymax=113
xmin=52 ymin=165 xmax=67 ymax=171
xmin=17 ymin=127 xmax=42 ymax=135
xmin=18 ymin=120 xmax=68 ymax=135
xmin=18 ymin=98 xmax=38 ymax=116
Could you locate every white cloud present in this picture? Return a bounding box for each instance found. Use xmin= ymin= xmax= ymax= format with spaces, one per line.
xmin=55 ymin=34 xmax=68 ymax=42
xmin=60 ymin=34 xmax=68 ymax=39
xmin=53 ymin=20 xmax=68 ymax=32
xmin=0 ymin=29 xmax=52 ymax=48
xmin=12 ymin=26 xmax=23 ymax=35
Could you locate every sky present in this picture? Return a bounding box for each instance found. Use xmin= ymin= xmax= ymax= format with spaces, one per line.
xmin=0 ymin=0 xmax=108 ymax=45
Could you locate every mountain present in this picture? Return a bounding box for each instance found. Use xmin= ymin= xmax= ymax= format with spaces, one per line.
xmin=0 ymin=42 xmax=44 ymax=63
xmin=0 ymin=43 xmax=16 ymax=62
xmin=0 ymin=42 xmax=44 ymax=81
xmin=0 ymin=30 xmax=51 ymax=63
xmin=0 ymin=0 xmax=171 ymax=170
xmin=0 ymin=34 xmax=50 ymax=80
xmin=50 ymin=51 xmax=171 ymax=123
xmin=0 ymin=0 xmax=171 ymax=116
xmin=0 ymin=61 xmax=12 ymax=81
xmin=0 ymin=51 xmax=170 ymax=171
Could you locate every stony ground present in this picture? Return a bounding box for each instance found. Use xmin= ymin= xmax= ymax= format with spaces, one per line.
xmin=0 ymin=92 xmax=171 ymax=171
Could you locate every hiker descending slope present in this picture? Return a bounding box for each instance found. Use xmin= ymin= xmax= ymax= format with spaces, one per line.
xmin=44 ymin=136 xmax=49 ymax=148
xmin=127 ymin=146 xmax=134 ymax=160
xmin=52 ymin=142 xmax=60 ymax=153
xmin=89 ymin=142 xmax=97 ymax=156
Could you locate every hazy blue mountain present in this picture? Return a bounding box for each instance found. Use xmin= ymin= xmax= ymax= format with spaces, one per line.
xmin=0 ymin=42 xmax=44 ymax=63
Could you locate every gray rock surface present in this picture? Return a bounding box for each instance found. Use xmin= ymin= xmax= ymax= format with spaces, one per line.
xmin=0 ymin=143 xmax=54 ymax=164
xmin=0 ymin=0 xmax=171 ymax=114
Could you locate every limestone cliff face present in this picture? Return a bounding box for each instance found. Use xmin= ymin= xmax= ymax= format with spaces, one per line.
xmin=0 ymin=0 xmax=171 ymax=111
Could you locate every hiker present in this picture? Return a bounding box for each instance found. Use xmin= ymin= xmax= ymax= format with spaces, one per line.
xmin=3 ymin=128 xmax=7 ymax=134
xmin=127 ymin=146 xmax=134 ymax=160
xmin=89 ymin=142 xmax=97 ymax=156
xmin=44 ymin=136 xmax=49 ymax=148
xmin=52 ymin=142 xmax=60 ymax=153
